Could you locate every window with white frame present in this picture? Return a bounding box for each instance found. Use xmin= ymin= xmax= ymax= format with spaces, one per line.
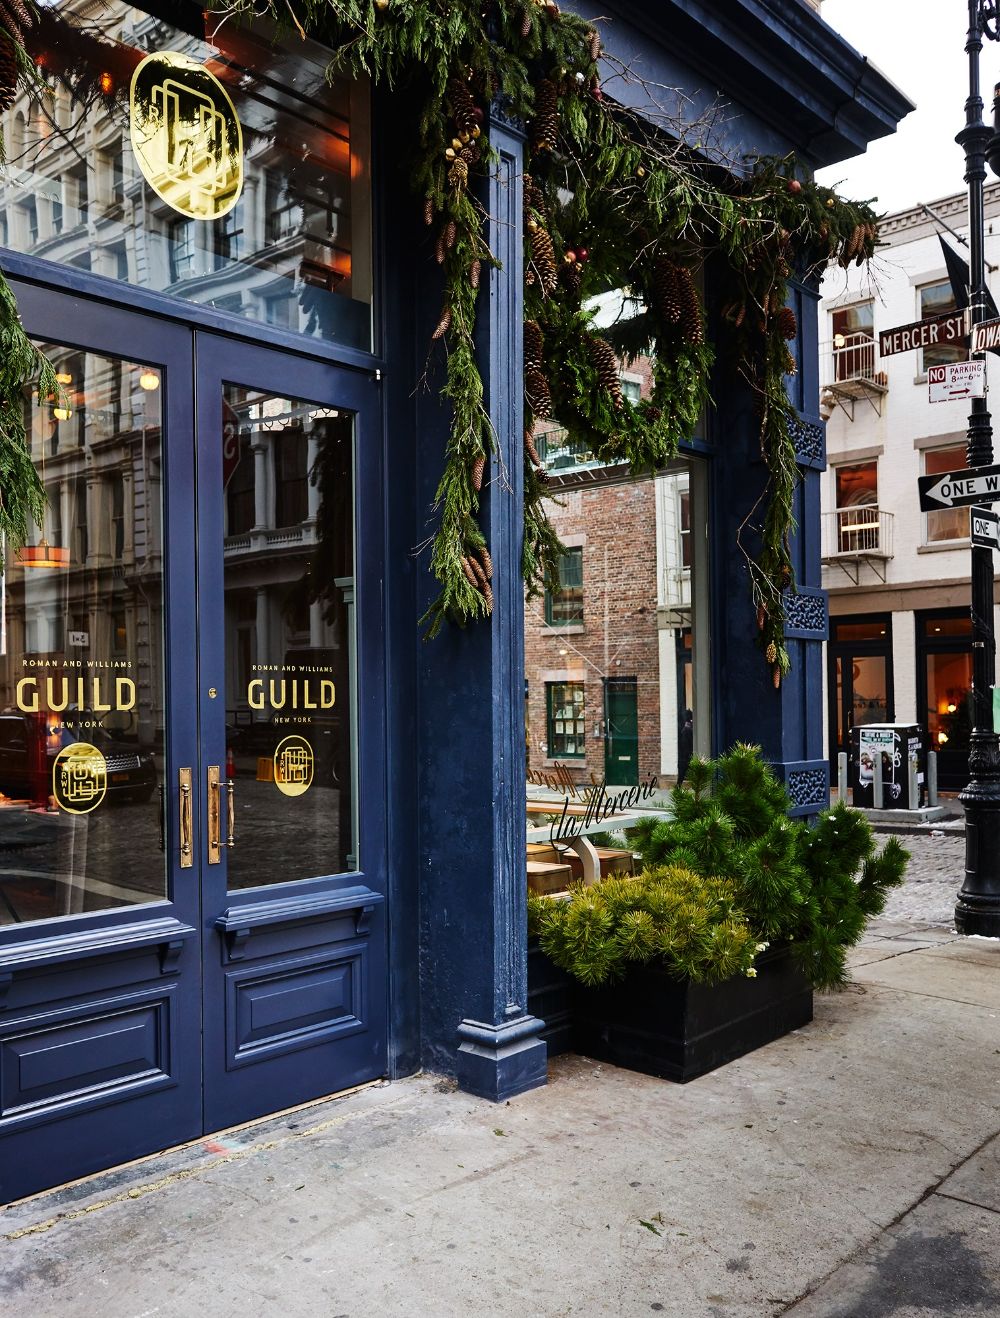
xmin=834 ymin=461 xmax=880 ymax=553
xmin=919 ymin=280 xmax=964 ymax=372
xmin=831 ymin=302 xmax=874 ymax=382
xmin=925 ymin=444 xmax=970 ymax=543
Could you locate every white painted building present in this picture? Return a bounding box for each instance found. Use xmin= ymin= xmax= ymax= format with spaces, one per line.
xmin=819 ymin=184 xmax=1000 ymax=790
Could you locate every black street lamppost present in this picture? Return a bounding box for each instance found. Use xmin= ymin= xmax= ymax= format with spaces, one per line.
xmin=956 ymin=0 xmax=1000 ymax=936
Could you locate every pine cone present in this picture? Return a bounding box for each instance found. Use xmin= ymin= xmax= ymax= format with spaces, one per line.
xmin=523 ymin=175 xmax=547 ymax=218
xmin=587 ymin=26 xmax=601 ymax=62
xmin=431 ymin=306 xmax=452 ymax=340
xmin=449 ymin=78 xmax=479 ymax=136
xmin=470 ymin=259 xmax=481 ymax=290
xmin=652 ymin=259 xmax=682 ymax=325
xmin=529 ymin=224 xmax=558 ymax=295
xmin=477 ymin=545 xmax=493 ymax=581
xmin=526 ymin=367 xmax=552 ymax=419
xmin=765 ymin=641 xmax=777 ymax=664
xmin=0 ymin=31 xmax=17 ymax=112
xmin=519 ymin=4 xmax=532 ymax=37
xmin=589 ymin=336 xmax=624 ymax=410
xmin=756 ymin=604 xmax=767 ymax=631
xmin=480 ymin=580 xmax=494 ymax=614
xmin=560 ymin=260 xmax=582 ymax=297
xmin=675 ymin=263 xmax=704 ymax=344
xmin=772 ymin=664 xmax=782 ymax=690
xmin=524 ymin=319 xmax=544 ymax=371
xmin=460 ymin=556 xmax=479 ymax=588
xmin=525 ymin=428 xmax=542 ymax=467
xmin=530 ymin=78 xmax=559 ymax=155
xmin=435 ymin=231 xmax=447 ymax=264
xmin=471 ymin=453 xmax=486 ymax=491
xmin=0 ymin=0 xmax=25 ymax=40
xmin=5 ymin=0 xmax=31 ymax=31
xmin=467 ymin=552 xmax=488 ymax=590
xmin=448 ymin=159 xmax=469 ymax=189
xmin=423 ymin=196 xmax=434 ymax=226
xmin=776 ymin=305 xmax=797 ymax=340
xmin=459 ymin=142 xmax=481 ymax=167
xmin=444 ymin=220 xmax=457 ymax=250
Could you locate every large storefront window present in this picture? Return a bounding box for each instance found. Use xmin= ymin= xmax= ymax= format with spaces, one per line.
xmin=525 ymin=454 xmax=709 ymax=790
xmin=0 ymin=345 xmax=164 ymax=925
xmin=1 ymin=3 xmax=373 ymax=350
xmin=918 ymin=611 xmax=973 ymax=752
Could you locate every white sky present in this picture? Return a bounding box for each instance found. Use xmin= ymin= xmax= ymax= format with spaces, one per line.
xmin=814 ymin=0 xmax=977 ymax=215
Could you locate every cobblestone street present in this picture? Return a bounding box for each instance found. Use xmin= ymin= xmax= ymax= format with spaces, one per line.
xmin=878 ymin=827 xmax=964 ymax=928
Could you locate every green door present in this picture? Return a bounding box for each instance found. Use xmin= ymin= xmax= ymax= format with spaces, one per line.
xmin=604 ymin=678 xmax=639 ymax=786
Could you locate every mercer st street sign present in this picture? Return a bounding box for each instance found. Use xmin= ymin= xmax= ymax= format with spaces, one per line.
xmin=879 ymin=310 xmax=968 ymax=358
xmin=918 ymin=464 xmax=1000 ymax=511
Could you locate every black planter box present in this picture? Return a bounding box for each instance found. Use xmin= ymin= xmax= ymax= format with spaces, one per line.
xmin=528 ymin=940 xmax=812 ymax=1081
xmin=527 ymin=937 xmax=574 ymax=1058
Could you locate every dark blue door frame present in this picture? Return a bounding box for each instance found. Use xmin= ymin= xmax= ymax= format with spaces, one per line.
xmin=194 ymin=333 xmax=388 ymax=1132
xmin=0 ymin=279 xmax=203 ymax=1201
xmin=0 ymin=280 xmax=389 ymax=1200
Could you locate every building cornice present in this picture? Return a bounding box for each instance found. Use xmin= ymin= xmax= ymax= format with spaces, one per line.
xmin=878 ymin=184 xmax=1000 ymax=245
xmin=565 ymin=0 xmax=913 ymax=170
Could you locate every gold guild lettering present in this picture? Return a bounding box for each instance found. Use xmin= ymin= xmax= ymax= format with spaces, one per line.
xmin=246 ymin=677 xmax=336 ymax=712
xmin=16 ymin=675 xmax=137 ymax=714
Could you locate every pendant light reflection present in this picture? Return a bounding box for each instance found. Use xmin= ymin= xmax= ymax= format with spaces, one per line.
xmin=139 ymin=369 xmax=160 ymax=391
xmin=17 ymin=538 xmax=70 ymax=570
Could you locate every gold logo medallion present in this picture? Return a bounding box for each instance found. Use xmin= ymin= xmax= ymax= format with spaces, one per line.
xmin=130 ymin=51 xmax=243 ymax=221
xmin=53 ymin=742 xmax=108 ymax=814
xmin=273 ymin=735 xmax=314 ymax=797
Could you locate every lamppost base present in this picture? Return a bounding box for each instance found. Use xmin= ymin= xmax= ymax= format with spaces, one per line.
xmin=957 ymin=751 xmax=1000 ymax=935
xmin=954 ymin=893 xmax=1000 ymax=937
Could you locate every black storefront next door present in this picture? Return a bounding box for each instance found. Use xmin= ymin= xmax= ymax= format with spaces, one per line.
xmin=917 ymin=610 xmax=974 ymax=793
xmin=827 ymin=615 xmax=894 ymax=776
xmin=0 ymin=282 xmax=387 ymax=1202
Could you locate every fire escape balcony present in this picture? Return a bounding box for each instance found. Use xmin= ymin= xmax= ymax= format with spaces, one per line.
xmin=822 ymin=506 xmax=894 ymax=583
xmin=820 ymin=332 xmax=888 ymax=420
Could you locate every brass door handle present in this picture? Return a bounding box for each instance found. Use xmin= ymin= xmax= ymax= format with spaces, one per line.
xmin=179 ymin=768 xmax=193 ymax=868
xmin=207 ymin=765 xmax=221 ymax=864
xmin=226 ymin=779 xmax=235 ymax=849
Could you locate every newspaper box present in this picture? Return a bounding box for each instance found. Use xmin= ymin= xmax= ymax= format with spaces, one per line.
xmin=852 ymin=724 xmax=923 ymax=809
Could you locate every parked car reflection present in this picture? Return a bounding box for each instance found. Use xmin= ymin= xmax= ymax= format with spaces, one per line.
xmin=0 ymin=713 xmax=157 ymax=807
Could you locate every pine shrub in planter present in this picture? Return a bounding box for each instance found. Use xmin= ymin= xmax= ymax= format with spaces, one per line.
xmin=528 ymin=745 xmax=909 ymax=1080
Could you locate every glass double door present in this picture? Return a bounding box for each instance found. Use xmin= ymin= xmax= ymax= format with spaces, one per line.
xmin=0 ymin=282 xmax=385 ymax=1200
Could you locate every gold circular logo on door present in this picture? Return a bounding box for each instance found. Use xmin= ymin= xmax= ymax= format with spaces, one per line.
xmin=53 ymin=743 xmax=108 ymax=815
xmin=273 ymin=735 xmax=314 ymax=797
xmin=130 ymin=51 xmax=243 ymax=221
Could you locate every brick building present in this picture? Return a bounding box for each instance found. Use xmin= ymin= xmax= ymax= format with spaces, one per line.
xmin=525 ymin=478 xmax=662 ymax=788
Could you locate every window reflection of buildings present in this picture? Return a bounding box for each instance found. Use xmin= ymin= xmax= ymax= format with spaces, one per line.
xmin=3 ymin=352 xmax=163 ymax=746
xmin=0 ymin=2 xmax=372 ymax=347
xmin=222 ymin=400 xmax=344 ymax=712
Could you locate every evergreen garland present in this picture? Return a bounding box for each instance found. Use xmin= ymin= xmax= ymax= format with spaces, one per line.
xmin=0 ymin=1 xmax=882 ymax=672
xmin=0 ymin=274 xmax=59 ymax=568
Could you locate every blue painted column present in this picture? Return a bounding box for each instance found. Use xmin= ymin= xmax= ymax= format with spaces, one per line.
xmin=414 ymin=109 xmax=546 ymax=1099
xmin=711 ymin=270 xmax=829 ymax=817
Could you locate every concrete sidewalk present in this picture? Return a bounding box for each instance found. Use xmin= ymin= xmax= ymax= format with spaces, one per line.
xmin=2 ymin=920 xmax=999 ymax=1317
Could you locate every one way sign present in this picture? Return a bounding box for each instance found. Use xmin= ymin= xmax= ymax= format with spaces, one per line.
xmin=918 ymin=464 xmax=1000 ymax=511
xmin=972 ymin=505 xmax=1000 ymax=549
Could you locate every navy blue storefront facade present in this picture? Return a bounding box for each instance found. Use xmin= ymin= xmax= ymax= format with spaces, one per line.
xmin=0 ymin=0 xmax=907 ymax=1201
